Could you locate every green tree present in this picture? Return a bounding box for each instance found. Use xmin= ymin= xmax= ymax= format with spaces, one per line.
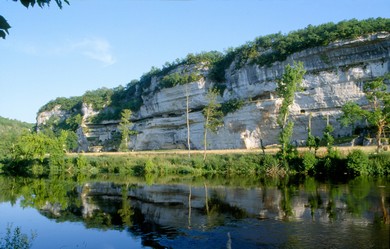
xmin=64 ymin=130 xmax=78 ymax=152
xmin=322 ymin=122 xmax=335 ymax=154
xmin=160 ymin=72 xmax=202 ymax=88
xmin=306 ymin=113 xmax=321 ymax=155
xmin=1 ymin=0 xmax=69 ymax=39
xmin=202 ymin=89 xmax=223 ymax=160
xmin=118 ymin=109 xmax=133 ymax=152
xmin=0 ymin=117 xmax=33 ymax=159
xmin=346 ymin=150 xmax=369 ymax=175
xmin=65 ymin=114 xmax=82 ymax=131
xmin=339 ymin=75 xmax=390 ymax=151
xmin=12 ymin=133 xmax=49 ymax=163
xmin=276 ymin=61 xmax=306 ymax=160
xmin=10 ymin=132 xmax=66 ymax=169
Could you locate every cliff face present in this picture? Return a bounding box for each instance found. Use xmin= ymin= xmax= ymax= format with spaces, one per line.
xmin=37 ymin=33 xmax=390 ymax=151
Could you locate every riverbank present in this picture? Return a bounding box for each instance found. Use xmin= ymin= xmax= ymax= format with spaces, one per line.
xmin=60 ymin=146 xmax=389 ymax=178
xmin=68 ymin=146 xmax=379 ymax=157
xmin=2 ymin=145 xmax=389 ymax=178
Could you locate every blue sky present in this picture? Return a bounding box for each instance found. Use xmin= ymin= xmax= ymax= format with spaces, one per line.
xmin=1 ymin=0 xmax=389 ymax=123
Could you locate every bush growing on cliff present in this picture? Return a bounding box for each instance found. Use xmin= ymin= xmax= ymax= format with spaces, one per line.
xmin=185 ymin=51 xmax=224 ymax=66
xmin=160 ymin=72 xmax=202 ymax=88
xmin=82 ymin=88 xmax=114 ymax=111
xmin=38 ymin=96 xmax=82 ymax=113
xmin=208 ymin=48 xmax=237 ymax=83
xmin=91 ymin=84 xmax=144 ymax=123
xmin=220 ymin=99 xmax=245 ymax=116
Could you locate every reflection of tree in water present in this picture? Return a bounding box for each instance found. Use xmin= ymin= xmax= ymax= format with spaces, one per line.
xmin=207 ymin=194 xmax=247 ymax=218
xmin=378 ymin=187 xmax=389 ymax=225
xmin=305 ymin=177 xmax=323 ymax=219
xmin=118 ymin=186 xmax=134 ymax=227
xmin=203 ymin=190 xmax=248 ymax=228
xmin=278 ymin=177 xmax=295 ymax=219
xmin=260 ymin=177 xmax=281 ymax=218
xmin=345 ymin=177 xmax=371 ymax=217
xmin=0 ymin=177 xmax=24 ymax=205
xmin=326 ymin=186 xmax=342 ymax=221
xmin=0 ymin=225 xmax=36 ymax=249
xmin=20 ymin=177 xmax=80 ymax=211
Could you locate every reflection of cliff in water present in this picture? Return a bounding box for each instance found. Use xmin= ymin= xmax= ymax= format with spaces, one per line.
xmin=39 ymin=179 xmax=389 ymax=225
xmin=4 ymin=176 xmax=388 ymax=248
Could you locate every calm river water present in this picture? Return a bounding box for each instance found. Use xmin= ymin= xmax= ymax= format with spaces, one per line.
xmin=0 ymin=175 xmax=389 ymax=249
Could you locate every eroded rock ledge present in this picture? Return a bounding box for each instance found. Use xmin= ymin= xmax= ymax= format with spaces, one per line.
xmin=37 ymin=33 xmax=390 ymax=151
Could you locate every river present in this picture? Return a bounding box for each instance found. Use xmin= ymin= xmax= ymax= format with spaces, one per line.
xmin=0 ymin=175 xmax=388 ymax=249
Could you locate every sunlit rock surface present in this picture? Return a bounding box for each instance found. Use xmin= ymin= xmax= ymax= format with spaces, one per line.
xmin=37 ymin=33 xmax=390 ymax=151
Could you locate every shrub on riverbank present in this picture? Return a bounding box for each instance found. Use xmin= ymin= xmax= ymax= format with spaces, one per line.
xmin=368 ymin=153 xmax=390 ymax=175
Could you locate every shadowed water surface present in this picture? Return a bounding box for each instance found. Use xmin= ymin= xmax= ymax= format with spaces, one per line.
xmin=0 ymin=175 xmax=389 ymax=249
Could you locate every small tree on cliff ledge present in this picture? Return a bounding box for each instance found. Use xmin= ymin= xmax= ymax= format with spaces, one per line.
xmin=276 ymin=61 xmax=306 ymax=161
xmin=339 ymin=74 xmax=390 ymax=151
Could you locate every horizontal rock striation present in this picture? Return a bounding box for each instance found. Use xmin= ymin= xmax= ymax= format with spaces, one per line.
xmin=37 ymin=33 xmax=390 ymax=151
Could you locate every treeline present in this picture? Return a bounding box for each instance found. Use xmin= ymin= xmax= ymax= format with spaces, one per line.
xmin=210 ymin=17 xmax=390 ymax=82
xmin=233 ymin=18 xmax=390 ymax=69
xmin=0 ymin=116 xmax=33 ymax=160
xmin=1 ymin=149 xmax=389 ymax=178
xmin=0 ymin=130 xmax=79 ymax=175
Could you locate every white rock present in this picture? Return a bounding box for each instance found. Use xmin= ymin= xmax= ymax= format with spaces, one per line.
xmin=37 ymin=33 xmax=390 ymax=151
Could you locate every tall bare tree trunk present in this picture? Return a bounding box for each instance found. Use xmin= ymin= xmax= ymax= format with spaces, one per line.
xmin=380 ymin=189 xmax=389 ymax=224
xmin=281 ymin=112 xmax=288 ymax=156
xmin=203 ymin=109 xmax=209 ymax=161
xmin=377 ymin=121 xmax=385 ymax=151
xmin=203 ymin=126 xmax=208 ymax=161
xmin=204 ymin=183 xmax=209 ymax=216
xmin=186 ymin=85 xmax=191 ymax=158
xmin=188 ymin=185 xmax=192 ymax=228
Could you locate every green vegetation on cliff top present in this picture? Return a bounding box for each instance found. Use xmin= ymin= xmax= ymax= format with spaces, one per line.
xmin=38 ymin=18 xmax=390 ymax=123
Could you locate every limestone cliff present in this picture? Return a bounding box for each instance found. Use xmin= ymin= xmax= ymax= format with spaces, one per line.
xmin=37 ymin=32 xmax=390 ymax=151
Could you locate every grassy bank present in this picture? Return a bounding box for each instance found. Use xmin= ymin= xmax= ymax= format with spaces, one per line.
xmin=46 ymin=147 xmax=390 ymax=177
xmin=68 ymin=146 xmax=379 ymax=157
xmin=1 ymin=146 xmax=389 ymax=178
